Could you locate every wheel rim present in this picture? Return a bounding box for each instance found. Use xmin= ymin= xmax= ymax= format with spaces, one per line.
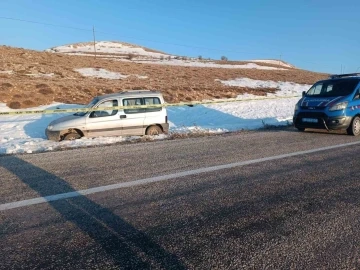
xmin=65 ymin=133 xmax=80 ymax=140
xmin=354 ymin=118 xmax=360 ymax=134
xmin=149 ymin=129 xmax=159 ymax=135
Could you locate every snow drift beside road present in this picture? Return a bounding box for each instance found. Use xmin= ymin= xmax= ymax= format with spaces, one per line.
xmin=0 ymin=78 xmax=311 ymax=155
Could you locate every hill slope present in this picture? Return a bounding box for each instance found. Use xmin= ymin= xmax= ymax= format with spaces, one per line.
xmin=0 ymin=43 xmax=327 ymax=109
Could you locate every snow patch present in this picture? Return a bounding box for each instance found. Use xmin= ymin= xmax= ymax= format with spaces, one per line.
xmin=0 ymin=70 xmax=13 ymax=75
xmin=248 ymin=60 xmax=295 ymax=68
xmin=132 ymin=60 xmax=287 ymax=70
xmin=75 ymin=68 xmax=129 ymax=79
xmin=74 ymin=68 xmax=147 ymax=80
xmin=26 ymin=73 xmax=55 ymax=78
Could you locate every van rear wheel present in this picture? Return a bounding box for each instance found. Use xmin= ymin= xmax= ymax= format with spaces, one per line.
xmin=146 ymin=125 xmax=162 ymax=136
xmin=347 ymin=116 xmax=360 ymax=136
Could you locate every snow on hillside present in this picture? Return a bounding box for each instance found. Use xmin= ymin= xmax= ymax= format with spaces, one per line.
xmin=248 ymin=60 xmax=295 ymax=68
xmin=46 ymin=41 xmax=294 ymax=70
xmin=216 ymin=78 xmax=311 ymax=96
xmin=46 ymin=41 xmax=169 ymax=58
xmin=0 ymin=70 xmax=14 ymax=75
xmin=132 ymin=60 xmax=287 ymax=70
xmin=0 ymin=78 xmax=311 ymax=155
xmin=74 ymin=68 xmax=148 ymax=79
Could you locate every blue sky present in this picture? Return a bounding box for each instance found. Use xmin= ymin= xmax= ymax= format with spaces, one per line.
xmin=1 ymin=0 xmax=359 ymax=73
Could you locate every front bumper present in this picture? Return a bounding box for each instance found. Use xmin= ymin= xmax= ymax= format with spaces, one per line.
xmin=45 ymin=129 xmax=61 ymax=141
xmin=293 ymin=112 xmax=352 ymax=130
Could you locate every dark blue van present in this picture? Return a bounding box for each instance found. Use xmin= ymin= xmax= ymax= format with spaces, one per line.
xmin=293 ymin=73 xmax=360 ymax=136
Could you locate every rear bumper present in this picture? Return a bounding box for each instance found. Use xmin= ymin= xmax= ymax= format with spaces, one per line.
xmin=161 ymin=123 xmax=169 ymax=134
xmin=293 ymin=112 xmax=352 ymax=130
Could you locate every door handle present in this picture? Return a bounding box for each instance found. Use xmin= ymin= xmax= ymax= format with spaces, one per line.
xmin=120 ymin=115 xmax=126 ymax=119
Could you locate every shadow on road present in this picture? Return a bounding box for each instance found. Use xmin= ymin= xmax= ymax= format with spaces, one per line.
xmin=1 ymin=156 xmax=186 ymax=269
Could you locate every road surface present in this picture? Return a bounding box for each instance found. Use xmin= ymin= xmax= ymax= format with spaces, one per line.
xmin=1 ymin=128 xmax=359 ymax=269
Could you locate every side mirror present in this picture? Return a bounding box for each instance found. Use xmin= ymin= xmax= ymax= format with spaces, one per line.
xmin=302 ymin=91 xmax=306 ymax=97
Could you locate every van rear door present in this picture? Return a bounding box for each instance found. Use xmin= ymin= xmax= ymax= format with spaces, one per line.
xmin=144 ymin=97 xmax=166 ymax=127
xmin=120 ymin=97 xmax=146 ymax=136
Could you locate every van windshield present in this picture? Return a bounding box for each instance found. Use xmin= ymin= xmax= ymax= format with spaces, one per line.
xmin=74 ymin=98 xmax=99 ymax=116
xmin=306 ymin=79 xmax=359 ymax=97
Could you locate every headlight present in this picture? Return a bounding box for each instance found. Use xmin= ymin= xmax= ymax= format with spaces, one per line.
xmin=294 ymin=103 xmax=299 ymax=111
xmin=47 ymin=125 xmax=54 ymax=130
xmin=329 ymin=101 xmax=348 ymax=111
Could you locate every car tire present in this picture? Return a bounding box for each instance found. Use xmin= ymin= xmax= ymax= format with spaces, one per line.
xmin=346 ymin=116 xmax=360 ymax=136
xmin=63 ymin=132 xmax=82 ymax=141
xmin=146 ymin=125 xmax=162 ymax=136
xmin=296 ymin=127 xmax=305 ymax=132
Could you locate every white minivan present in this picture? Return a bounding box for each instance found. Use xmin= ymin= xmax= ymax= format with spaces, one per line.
xmin=46 ymin=90 xmax=169 ymax=141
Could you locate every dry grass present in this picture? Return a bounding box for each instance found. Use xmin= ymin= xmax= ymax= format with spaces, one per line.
xmin=0 ymin=45 xmax=328 ymax=108
xmin=8 ymin=101 xmax=21 ymax=109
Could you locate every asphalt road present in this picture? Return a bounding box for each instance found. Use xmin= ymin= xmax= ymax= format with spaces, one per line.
xmin=1 ymin=128 xmax=360 ymax=269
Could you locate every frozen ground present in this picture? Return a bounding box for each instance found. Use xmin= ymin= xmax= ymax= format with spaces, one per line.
xmin=0 ymin=78 xmax=311 ymax=154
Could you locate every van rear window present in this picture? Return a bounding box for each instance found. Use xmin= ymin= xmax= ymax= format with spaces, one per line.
xmin=144 ymin=97 xmax=161 ymax=112
xmin=306 ymin=79 xmax=359 ymax=97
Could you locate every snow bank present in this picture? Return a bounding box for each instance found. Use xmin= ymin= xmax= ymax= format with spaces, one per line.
xmin=0 ymin=103 xmax=154 ymax=154
xmin=0 ymin=78 xmax=311 ymax=154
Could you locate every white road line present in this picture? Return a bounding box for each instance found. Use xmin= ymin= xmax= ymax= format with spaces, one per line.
xmin=1 ymin=141 xmax=359 ymax=211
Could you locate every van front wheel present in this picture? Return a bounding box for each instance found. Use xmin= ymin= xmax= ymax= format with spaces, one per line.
xmin=146 ymin=125 xmax=162 ymax=136
xmin=347 ymin=116 xmax=360 ymax=136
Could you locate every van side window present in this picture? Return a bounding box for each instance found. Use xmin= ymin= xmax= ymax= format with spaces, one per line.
xmin=90 ymin=100 xmax=118 ymax=118
xmin=144 ymin=97 xmax=161 ymax=112
xmin=123 ymin=98 xmax=145 ymax=114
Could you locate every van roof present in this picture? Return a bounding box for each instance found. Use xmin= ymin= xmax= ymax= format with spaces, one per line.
xmin=96 ymin=90 xmax=163 ymax=100
xmin=328 ymin=73 xmax=360 ymax=79
xmin=316 ymin=75 xmax=360 ymax=85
